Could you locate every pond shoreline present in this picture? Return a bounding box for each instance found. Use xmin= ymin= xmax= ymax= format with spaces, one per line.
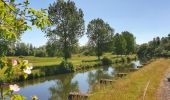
xmin=12 ymin=56 xmax=137 ymax=82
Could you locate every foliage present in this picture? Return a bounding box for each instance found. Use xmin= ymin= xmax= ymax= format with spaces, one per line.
xmin=0 ymin=57 xmax=33 ymax=99
xmin=46 ymin=41 xmax=61 ymax=57
xmin=86 ymin=18 xmax=114 ymax=60
xmin=46 ymin=0 xmax=85 ymax=61
xmin=0 ymin=0 xmax=50 ymax=99
xmin=121 ymin=31 xmax=136 ymax=54
xmin=14 ymin=43 xmax=34 ymax=56
xmin=137 ymin=34 xmax=170 ymax=58
xmin=101 ymin=57 xmax=112 ymax=65
xmin=34 ymin=46 xmax=47 ymax=57
xmin=0 ymin=0 xmax=50 ymax=56
xmin=113 ymin=33 xmax=127 ymax=55
xmin=59 ymin=61 xmax=75 ymax=72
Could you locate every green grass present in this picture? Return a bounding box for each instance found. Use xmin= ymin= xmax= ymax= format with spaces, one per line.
xmin=89 ymin=59 xmax=170 ymax=100
xmin=9 ymin=53 xmax=136 ymax=67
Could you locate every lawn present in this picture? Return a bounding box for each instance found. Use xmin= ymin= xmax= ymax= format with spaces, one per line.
xmin=9 ymin=53 xmax=136 ymax=67
xmin=89 ymin=59 xmax=170 ymax=100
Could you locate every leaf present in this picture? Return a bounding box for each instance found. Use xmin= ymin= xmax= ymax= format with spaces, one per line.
xmin=8 ymin=5 xmax=15 ymax=11
xmin=10 ymin=0 xmax=15 ymax=3
xmin=24 ymin=74 xmax=28 ymax=79
xmin=12 ymin=94 xmax=26 ymax=100
xmin=27 ymin=26 xmax=32 ymax=30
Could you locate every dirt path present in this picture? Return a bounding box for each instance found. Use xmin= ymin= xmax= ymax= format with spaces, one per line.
xmin=158 ymin=68 xmax=170 ymax=100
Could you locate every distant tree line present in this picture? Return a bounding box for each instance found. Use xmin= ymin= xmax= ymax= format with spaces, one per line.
xmin=137 ymin=34 xmax=170 ymax=58
xmin=6 ymin=42 xmax=46 ymax=57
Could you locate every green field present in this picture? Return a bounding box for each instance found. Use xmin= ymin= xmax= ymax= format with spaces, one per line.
xmin=9 ymin=53 xmax=136 ymax=67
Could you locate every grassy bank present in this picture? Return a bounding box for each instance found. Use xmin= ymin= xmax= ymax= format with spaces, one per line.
xmin=89 ymin=59 xmax=170 ymax=100
xmin=4 ymin=54 xmax=136 ymax=81
xmin=9 ymin=53 xmax=136 ymax=67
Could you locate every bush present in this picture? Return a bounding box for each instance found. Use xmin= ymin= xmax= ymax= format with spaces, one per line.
xmin=82 ymin=51 xmax=95 ymax=56
xmin=126 ymin=56 xmax=131 ymax=62
xmin=101 ymin=57 xmax=112 ymax=65
xmin=59 ymin=61 xmax=75 ymax=72
xmin=18 ymin=56 xmax=24 ymax=58
xmin=35 ymin=50 xmax=46 ymax=57
xmin=121 ymin=57 xmax=127 ymax=63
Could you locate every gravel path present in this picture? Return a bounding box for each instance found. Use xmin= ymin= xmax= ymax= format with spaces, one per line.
xmin=158 ymin=68 xmax=170 ymax=100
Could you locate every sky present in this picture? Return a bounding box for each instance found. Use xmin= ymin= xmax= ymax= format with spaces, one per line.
xmin=21 ymin=0 xmax=170 ymax=47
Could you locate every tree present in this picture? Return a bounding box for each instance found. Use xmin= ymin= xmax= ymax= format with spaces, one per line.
xmin=137 ymin=34 xmax=170 ymax=58
xmin=46 ymin=40 xmax=62 ymax=57
xmin=0 ymin=0 xmax=50 ymax=99
xmin=34 ymin=48 xmax=47 ymax=57
xmin=86 ymin=18 xmax=114 ymax=60
xmin=113 ymin=33 xmax=126 ymax=55
xmin=0 ymin=0 xmax=50 ymax=56
xmin=121 ymin=31 xmax=136 ymax=54
xmin=47 ymin=0 xmax=85 ymax=61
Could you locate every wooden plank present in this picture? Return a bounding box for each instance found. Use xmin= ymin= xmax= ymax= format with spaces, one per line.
xmin=137 ymin=65 xmax=143 ymax=68
xmin=116 ymin=73 xmax=127 ymax=78
xmin=100 ymin=79 xmax=114 ymax=84
xmin=68 ymin=92 xmax=89 ymax=100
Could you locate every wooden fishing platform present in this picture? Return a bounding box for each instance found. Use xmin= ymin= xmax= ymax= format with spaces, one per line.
xmin=100 ymin=79 xmax=114 ymax=84
xmin=68 ymin=92 xmax=89 ymax=100
xmin=116 ymin=73 xmax=127 ymax=78
xmin=137 ymin=65 xmax=143 ymax=68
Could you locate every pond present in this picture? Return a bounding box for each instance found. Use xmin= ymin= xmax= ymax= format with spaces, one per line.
xmin=16 ymin=60 xmax=141 ymax=100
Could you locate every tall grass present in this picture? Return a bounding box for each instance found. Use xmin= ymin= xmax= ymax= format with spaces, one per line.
xmin=89 ymin=59 xmax=170 ymax=100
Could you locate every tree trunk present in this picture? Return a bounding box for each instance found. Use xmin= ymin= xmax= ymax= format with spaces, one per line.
xmin=0 ymin=84 xmax=4 ymax=100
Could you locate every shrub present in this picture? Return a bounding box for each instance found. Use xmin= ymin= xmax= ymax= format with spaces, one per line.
xmin=101 ymin=57 xmax=112 ymax=65
xmin=121 ymin=57 xmax=127 ymax=63
xmin=18 ymin=56 xmax=24 ymax=58
xmin=126 ymin=56 xmax=131 ymax=62
xmin=59 ymin=61 xmax=75 ymax=72
xmin=35 ymin=50 xmax=46 ymax=57
xmin=83 ymin=51 xmax=95 ymax=56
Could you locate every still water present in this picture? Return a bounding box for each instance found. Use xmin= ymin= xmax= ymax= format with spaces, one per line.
xmin=16 ymin=61 xmax=141 ymax=100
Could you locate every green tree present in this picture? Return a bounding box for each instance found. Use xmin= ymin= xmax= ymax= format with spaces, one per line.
xmin=47 ymin=0 xmax=85 ymax=61
xmin=113 ymin=33 xmax=127 ymax=55
xmin=46 ymin=40 xmax=62 ymax=57
xmin=0 ymin=0 xmax=50 ymax=99
xmin=34 ymin=46 xmax=47 ymax=57
xmin=121 ymin=31 xmax=136 ymax=54
xmin=86 ymin=18 xmax=114 ymax=60
xmin=0 ymin=0 xmax=50 ymax=56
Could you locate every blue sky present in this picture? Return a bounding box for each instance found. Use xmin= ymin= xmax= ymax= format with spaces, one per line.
xmin=21 ymin=0 xmax=170 ymax=47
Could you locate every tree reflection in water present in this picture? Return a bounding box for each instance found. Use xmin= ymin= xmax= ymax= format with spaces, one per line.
xmin=48 ymin=73 xmax=78 ymax=100
xmin=87 ymin=67 xmax=114 ymax=91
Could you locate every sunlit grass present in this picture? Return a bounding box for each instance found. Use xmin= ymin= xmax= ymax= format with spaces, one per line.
xmin=8 ymin=54 xmax=136 ymax=67
xmin=89 ymin=59 xmax=170 ymax=100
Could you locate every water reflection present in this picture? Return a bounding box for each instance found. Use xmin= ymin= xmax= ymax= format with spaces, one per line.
xmin=17 ymin=60 xmax=141 ymax=100
xmin=48 ymin=74 xmax=78 ymax=100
